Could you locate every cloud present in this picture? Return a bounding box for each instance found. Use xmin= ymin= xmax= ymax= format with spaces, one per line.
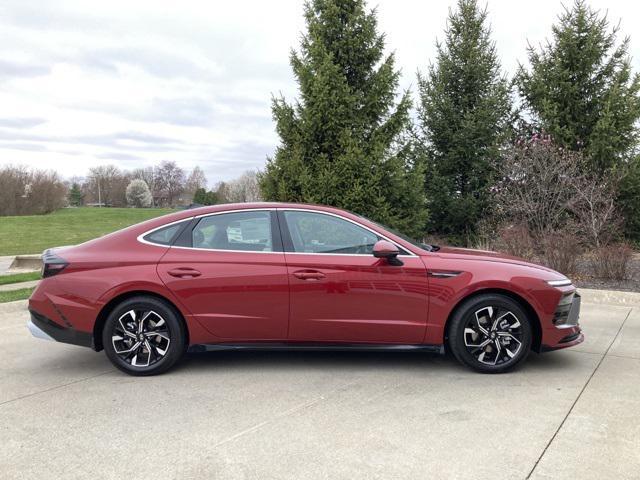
xmin=0 ymin=128 xmax=187 ymax=153
xmin=0 ymin=117 xmax=47 ymax=128
xmin=144 ymin=97 xmax=216 ymax=127
xmin=0 ymin=141 xmax=48 ymax=152
xmin=0 ymin=60 xmax=51 ymax=79
xmin=76 ymin=47 xmax=219 ymax=81
xmin=96 ymin=152 xmax=144 ymax=161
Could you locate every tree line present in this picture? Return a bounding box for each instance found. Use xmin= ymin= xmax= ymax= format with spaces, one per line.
xmin=0 ymin=161 xmax=261 ymax=216
xmin=260 ymin=0 xmax=640 ymax=259
xmin=72 ymin=163 xmax=261 ymax=209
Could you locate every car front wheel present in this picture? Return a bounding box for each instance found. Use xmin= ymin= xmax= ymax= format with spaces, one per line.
xmin=102 ymin=296 xmax=186 ymax=376
xmin=448 ymin=294 xmax=532 ymax=373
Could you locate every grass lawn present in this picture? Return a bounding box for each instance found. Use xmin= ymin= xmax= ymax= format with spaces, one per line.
xmin=0 ymin=287 xmax=35 ymax=303
xmin=0 ymin=271 xmax=41 ymax=285
xmin=0 ymin=207 xmax=173 ymax=256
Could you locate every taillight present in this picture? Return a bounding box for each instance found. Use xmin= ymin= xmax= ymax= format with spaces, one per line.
xmin=41 ymin=249 xmax=69 ymax=278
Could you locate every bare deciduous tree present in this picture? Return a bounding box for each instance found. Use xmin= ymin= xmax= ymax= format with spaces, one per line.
xmin=87 ymin=165 xmax=128 ymax=206
xmin=156 ymin=161 xmax=185 ymax=206
xmin=185 ymin=166 xmax=207 ymax=199
xmin=223 ymin=170 xmax=262 ymax=203
xmin=568 ymin=173 xmax=621 ymax=248
xmin=0 ymin=165 xmax=66 ymax=215
xmin=495 ymin=137 xmax=581 ymax=238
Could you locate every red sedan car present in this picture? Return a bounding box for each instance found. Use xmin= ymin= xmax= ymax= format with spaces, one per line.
xmin=28 ymin=203 xmax=583 ymax=375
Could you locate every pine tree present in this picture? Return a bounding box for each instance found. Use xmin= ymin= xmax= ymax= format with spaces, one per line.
xmin=417 ymin=0 xmax=512 ymax=241
xmin=68 ymin=182 xmax=84 ymax=207
xmin=517 ymin=0 xmax=640 ymax=173
xmin=260 ymin=0 xmax=427 ymax=237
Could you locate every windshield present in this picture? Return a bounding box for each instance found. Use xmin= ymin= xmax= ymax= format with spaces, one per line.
xmin=354 ymin=213 xmax=437 ymax=252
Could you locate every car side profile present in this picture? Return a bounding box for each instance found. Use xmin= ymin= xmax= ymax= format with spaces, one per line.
xmin=28 ymin=203 xmax=583 ymax=376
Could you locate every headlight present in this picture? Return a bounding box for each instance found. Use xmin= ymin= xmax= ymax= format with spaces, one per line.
xmin=557 ymin=292 xmax=575 ymax=306
xmin=547 ymin=279 xmax=572 ymax=287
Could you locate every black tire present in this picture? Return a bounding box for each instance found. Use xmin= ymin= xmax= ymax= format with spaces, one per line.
xmin=102 ymin=296 xmax=186 ymax=376
xmin=447 ymin=294 xmax=532 ymax=373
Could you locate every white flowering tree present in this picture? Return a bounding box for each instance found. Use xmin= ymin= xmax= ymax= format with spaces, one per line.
xmin=126 ymin=179 xmax=153 ymax=208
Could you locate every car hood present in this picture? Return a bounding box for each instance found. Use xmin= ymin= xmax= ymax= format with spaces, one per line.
xmin=434 ymin=246 xmax=560 ymax=275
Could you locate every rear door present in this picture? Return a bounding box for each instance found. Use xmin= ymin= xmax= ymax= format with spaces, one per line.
xmin=279 ymin=209 xmax=429 ymax=344
xmin=157 ymin=209 xmax=289 ymax=341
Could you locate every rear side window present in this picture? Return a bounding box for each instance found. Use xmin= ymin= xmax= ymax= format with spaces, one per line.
xmin=192 ymin=211 xmax=273 ymax=252
xmin=143 ymin=221 xmax=187 ymax=246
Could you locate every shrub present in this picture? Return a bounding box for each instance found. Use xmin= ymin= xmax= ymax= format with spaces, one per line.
xmin=495 ymin=137 xmax=581 ymax=238
xmin=0 ymin=165 xmax=66 ymax=215
xmin=495 ymin=224 xmax=536 ymax=260
xmin=590 ymin=243 xmax=633 ymax=280
xmin=540 ymin=231 xmax=582 ymax=275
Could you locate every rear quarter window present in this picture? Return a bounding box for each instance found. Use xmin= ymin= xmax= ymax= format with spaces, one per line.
xmin=142 ymin=221 xmax=188 ymax=246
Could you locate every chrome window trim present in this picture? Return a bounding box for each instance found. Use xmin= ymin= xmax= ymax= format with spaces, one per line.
xmin=136 ymin=207 xmax=417 ymax=257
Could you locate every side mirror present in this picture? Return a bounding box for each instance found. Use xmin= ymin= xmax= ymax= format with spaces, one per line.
xmin=372 ymin=240 xmax=403 ymax=266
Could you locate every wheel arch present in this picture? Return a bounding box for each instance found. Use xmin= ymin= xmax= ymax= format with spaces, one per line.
xmin=443 ymin=288 xmax=542 ymax=353
xmin=93 ymin=290 xmax=190 ymax=351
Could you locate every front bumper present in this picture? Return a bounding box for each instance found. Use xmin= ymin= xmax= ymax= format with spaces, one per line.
xmin=541 ymin=292 xmax=584 ymax=352
xmin=28 ymin=309 xmax=94 ymax=349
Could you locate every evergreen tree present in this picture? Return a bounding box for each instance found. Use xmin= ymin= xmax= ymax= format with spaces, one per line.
xmin=417 ymin=0 xmax=512 ymax=241
xmin=618 ymin=156 xmax=640 ymax=242
xmin=68 ymin=182 xmax=84 ymax=206
xmin=260 ymin=0 xmax=427 ymax=237
xmin=193 ymin=187 xmax=218 ymax=206
xmin=517 ymin=0 xmax=640 ymax=173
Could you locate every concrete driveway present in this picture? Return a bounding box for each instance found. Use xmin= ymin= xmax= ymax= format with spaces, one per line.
xmin=1 ymin=289 xmax=639 ymax=480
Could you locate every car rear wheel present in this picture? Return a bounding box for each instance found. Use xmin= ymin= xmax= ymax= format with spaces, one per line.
xmin=447 ymin=294 xmax=532 ymax=373
xmin=102 ymin=296 xmax=186 ymax=376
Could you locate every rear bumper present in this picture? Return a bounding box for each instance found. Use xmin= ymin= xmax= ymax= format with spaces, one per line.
xmin=28 ymin=309 xmax=95 ymax=349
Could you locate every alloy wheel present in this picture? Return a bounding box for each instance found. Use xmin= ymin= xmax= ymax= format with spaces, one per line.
xmin=463 ymin=305 xmax=523 ymax=366
xmin=112 ymin=309 xmax=171 ymax=368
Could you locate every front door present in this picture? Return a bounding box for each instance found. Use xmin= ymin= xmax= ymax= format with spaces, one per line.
xmin=279 ymin=210 xmax=429 ymax=344
xmin=157 ymin=210 xmax=289 ymax=341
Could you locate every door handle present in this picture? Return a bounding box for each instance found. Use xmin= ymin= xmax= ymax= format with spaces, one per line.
xmin=167 ymin=267 xmax=202 ymax=278
xmin=293 ymin=270 xmax=326 ymax=280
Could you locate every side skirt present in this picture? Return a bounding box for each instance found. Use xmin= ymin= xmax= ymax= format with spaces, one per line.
xmin=188 ymin=342 xmax=445 ymax=354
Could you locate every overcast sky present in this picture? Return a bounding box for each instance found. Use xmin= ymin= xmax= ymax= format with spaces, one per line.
xmin=0 ymin=0 xmax=638 ymax=186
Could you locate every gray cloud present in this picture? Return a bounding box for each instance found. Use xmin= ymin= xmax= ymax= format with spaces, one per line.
xmin=96 ymin=152 xmax=144 ymax=161
xmin=0 ymin=117 xmax=47 ymax=128
xmin=0 ymin=141 xmax=48 ymax=152
xmin=0 ymin=59 xmax=50 ymax=79
xmin=77 ymin=46 xmax=216 ymax=81
xmin=0 ymin=128 xmax=188 ymax=153
xmin=145 ymin=97 xmax=216 ymax=127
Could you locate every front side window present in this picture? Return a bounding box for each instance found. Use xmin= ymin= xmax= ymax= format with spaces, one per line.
xmin=192 ymin=211 xmax=273 ymax=252
xmin=283 ymin=211 xmax=380 ymax=254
